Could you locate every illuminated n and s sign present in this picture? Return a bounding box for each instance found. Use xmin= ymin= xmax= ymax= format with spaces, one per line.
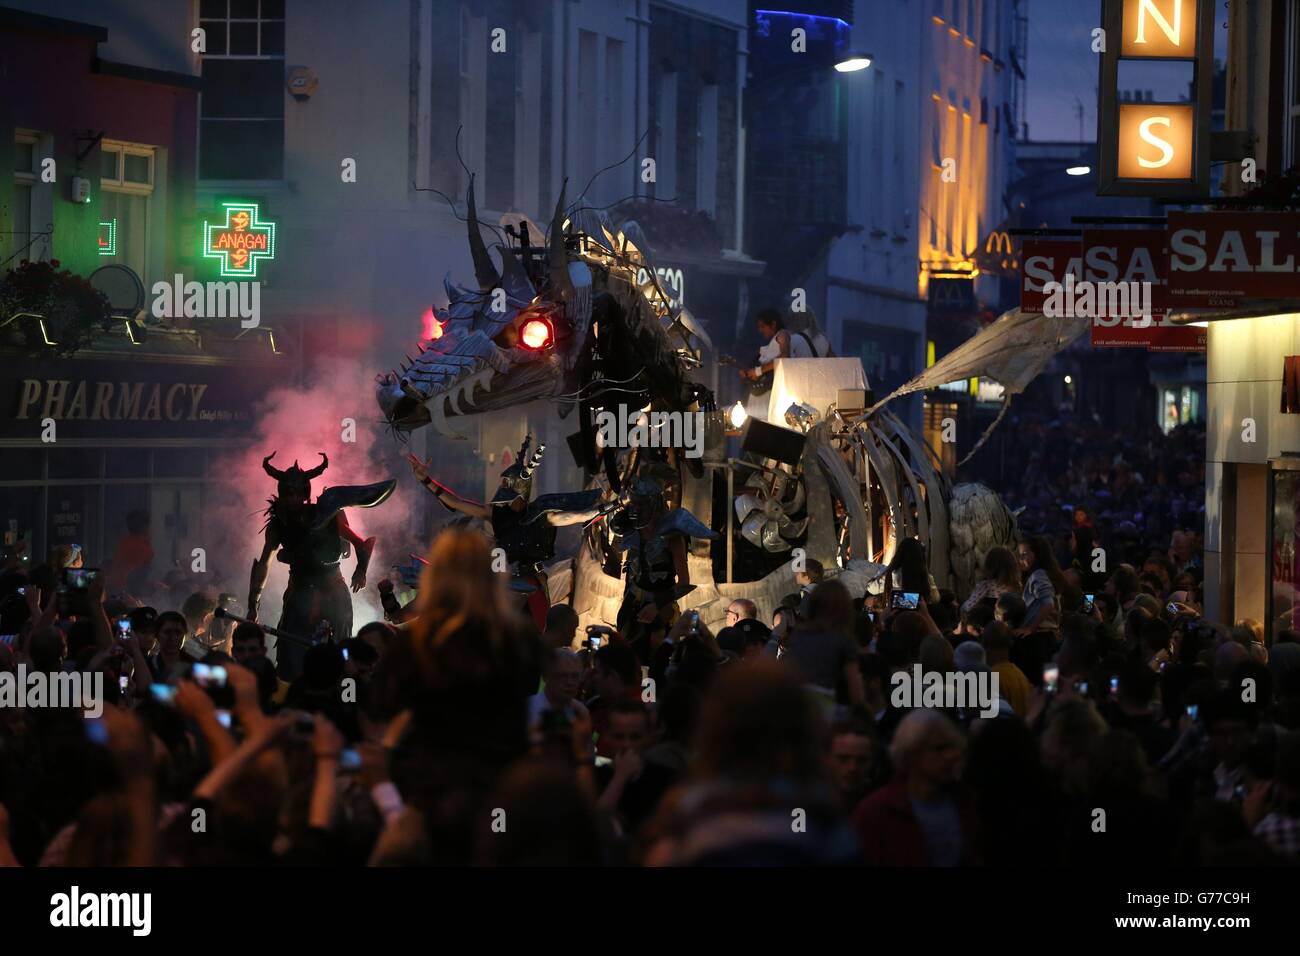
xmin=1122 ymin=0 xmax=1196 ymax=57
xmin=1137 ymin=117 xmax=1175 ymax=168
xmin=1117 ymin=104 xmax=1193 ymax=179
xmin=1133 ymin=0 xmax=1180 ymax=46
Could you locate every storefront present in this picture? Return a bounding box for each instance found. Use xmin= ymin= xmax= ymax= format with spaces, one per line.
xmin=1170 ymin=216 xmax=1300 ymax=635
xmin=0 ymin=342 xmax=285 ymax=573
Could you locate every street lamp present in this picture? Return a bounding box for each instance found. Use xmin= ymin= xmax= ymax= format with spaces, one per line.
xmin=834 ymin=51 xmax=873 ymax=72
xmin=1066 ymin=165 xmax=1091 ymax=176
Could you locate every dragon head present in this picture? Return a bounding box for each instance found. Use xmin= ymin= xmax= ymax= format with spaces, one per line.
xmin=376 ymin=179 xmax=714 ymax=440
xmin=376 ymin=178 xmax=585 ymax=436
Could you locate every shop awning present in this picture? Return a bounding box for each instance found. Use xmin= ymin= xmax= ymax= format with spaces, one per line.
xmin=1166 ymin=300 xmax=1300 ymax=324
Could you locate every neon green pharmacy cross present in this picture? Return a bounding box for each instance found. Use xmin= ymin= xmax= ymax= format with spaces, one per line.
xmin=203 ymin=201 xmax=277 ymax=278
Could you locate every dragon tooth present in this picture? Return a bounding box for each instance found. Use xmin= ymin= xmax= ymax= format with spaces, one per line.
xmin=428 ymin=392 xmax=466 ymax=439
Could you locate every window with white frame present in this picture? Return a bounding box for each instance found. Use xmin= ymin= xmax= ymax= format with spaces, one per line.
xmin=12 ymin=131 xmax=45 ymax=263
xmin=198 ymin=0 xmax=285 ymax=180
xmin=99 ymin=141 xmax=155 ymax=281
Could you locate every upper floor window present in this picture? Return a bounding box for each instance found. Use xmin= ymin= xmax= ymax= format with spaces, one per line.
xmin=12 ymin=130 xmax=48 ymax=263
xmin=198 ymin=0 xmax=286 ymax=180
xmin=1286 ymin=0 xmax=1300 ymax=169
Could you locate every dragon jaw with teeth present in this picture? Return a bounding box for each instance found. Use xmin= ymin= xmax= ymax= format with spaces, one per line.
xmin=376 ymin=178 xmax=712 ymax=439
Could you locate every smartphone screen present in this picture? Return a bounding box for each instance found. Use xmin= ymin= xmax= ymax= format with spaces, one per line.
xmin=1043 ymin=664 xmax=1060 ymax=694
xmin=116 ymin=618 xmax=132 ymax=637
xmin=1109 ymin=676 xmax=1119 ymax=699
xmin=1082 ymin=594 xmax=1095 ymax=613
xmin=150 ymin=684 xmax=177 ymax=705
xmin=84 ymin=716 xmax=109 ymax=745
xmin=891 ymin=591 xmax=919 ymax=610
xmin=339 ymin=748 xmax=363 ymax=771
xmin=1186 ymin=704 xmax=1199 ymax=721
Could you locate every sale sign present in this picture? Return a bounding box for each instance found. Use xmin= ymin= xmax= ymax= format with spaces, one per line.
xmin=1168 ymin=212 xmax=1300 ymax=307
xmin=1020 ymin=234 xmax=1204 ymax=352
xmin=1080 ymin=229 xmax=1202 ymax=351
xmin=1020 ymin=239 xmax=1081 ymax=313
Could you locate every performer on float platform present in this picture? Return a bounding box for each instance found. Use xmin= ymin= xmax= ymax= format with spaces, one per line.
xmin=410 ymin=435 xmax=602 ymax=629
xmin=248 ymin=453 xmax=396 ymax=679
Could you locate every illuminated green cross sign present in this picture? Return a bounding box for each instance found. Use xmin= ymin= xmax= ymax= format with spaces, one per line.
xmin=203 ymin=201 xmax=277 ymax=278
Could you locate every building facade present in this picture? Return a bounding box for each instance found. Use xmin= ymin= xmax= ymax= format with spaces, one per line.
xmin=1198 ymin=0 xmax=1300 ymax=632
xmin=0 ymin=3 xmax=286 ymax=574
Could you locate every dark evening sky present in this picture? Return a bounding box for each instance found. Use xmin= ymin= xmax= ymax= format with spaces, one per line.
xmin=1024 ymin=0 xmax=1227 ymax=143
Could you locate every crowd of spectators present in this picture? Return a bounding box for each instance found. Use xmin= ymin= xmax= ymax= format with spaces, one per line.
xmin=1 ymin=413 xmax=1298 ymax=865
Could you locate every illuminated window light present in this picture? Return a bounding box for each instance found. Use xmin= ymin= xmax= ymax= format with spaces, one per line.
xmin=203 ymin=201 xmax=277 ymax=278
xmin=97 ymin=220 xmax=117 ymax=257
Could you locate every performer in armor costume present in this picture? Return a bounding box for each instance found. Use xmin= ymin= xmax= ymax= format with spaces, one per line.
xmin=248 ymin=453 xmax=396 ymax=679
xmin=410 ymin=435 xmax=602 ymax=629
xmin=610 ymin=465 xmax=718 ymax=641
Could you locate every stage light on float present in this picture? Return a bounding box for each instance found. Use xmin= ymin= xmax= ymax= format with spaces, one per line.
xmin=520 ymin=316 xmax=553 ymax=350
xmin=730 ymin=401 xmax=748 ymax=429
xmin=784 ymin=402 xmax=821 ymax=432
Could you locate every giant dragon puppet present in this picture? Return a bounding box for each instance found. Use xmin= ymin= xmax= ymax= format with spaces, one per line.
xmin=249 ymin=453 xmax=396 ymax=677
xmin=377 ymin=175 xmax=1028 ymax=632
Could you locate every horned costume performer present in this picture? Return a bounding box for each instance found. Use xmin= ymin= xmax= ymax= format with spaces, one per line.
xmin=249 ymin=452 xmax=396 ymax=678
xmin=410 ymin=434 xmax=602 ymax=629
xmin=609 ymin=464 xmax=717 ymax=640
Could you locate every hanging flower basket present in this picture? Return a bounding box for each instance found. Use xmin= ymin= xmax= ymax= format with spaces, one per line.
xmin=0 ymin=259 xmax=112 ymax=355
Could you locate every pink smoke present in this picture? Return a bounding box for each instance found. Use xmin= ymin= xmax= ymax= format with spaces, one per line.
xmin=203 ymin=359 xmax=424 ymax=636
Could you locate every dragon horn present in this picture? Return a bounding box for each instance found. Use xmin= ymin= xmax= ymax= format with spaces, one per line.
xmin=522 ymin=444 xmax=546 ymax=478
xmin=262 ymin=453 xmax=286 ymax=480
xmin=548 ymin=179 xmax=571 ymax=295
xmin=303 ymin=452 xmax=329 ymax=479
xmin=466 ymin=174 xmax=500 ymax=291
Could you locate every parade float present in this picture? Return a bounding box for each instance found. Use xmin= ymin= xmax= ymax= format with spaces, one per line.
xmin=376 ymin=179 xmax=1089 ymax=631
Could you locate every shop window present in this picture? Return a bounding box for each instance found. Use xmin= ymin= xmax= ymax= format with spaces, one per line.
xmin=1271 ymin=463 xmax=1300 ymax=637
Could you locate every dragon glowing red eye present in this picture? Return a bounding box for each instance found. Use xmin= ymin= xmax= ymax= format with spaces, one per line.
xmin=520 ymin=317 xmax=553 ymax=350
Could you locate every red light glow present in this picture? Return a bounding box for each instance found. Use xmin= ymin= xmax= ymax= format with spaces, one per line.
xmin=421 ymin=307 xmax=443 ymax=341
xmin=519 ymin=317 xmax=552 ymax=350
